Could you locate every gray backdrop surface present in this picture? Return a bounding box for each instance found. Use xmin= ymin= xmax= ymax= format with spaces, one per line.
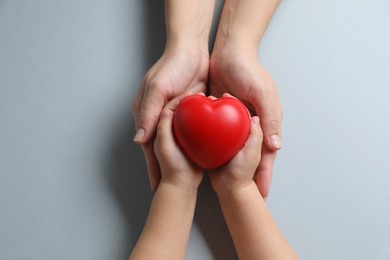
xmin=1 ymin=0 xmax=389 ymax=259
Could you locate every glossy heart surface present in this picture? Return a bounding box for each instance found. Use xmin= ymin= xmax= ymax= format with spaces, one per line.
xmin=173 ymin=95 xmax=250 ymax=169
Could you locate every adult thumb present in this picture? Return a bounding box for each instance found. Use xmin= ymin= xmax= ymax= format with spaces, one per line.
xmin=133 ymin=88 xmax=166 ymax=144
xmin=261 ymin=113 xmax=282 ymax=151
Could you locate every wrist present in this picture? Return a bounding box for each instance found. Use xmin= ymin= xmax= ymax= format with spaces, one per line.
xmin=213 ymin=180 xmax=256 ymax=198
xmin=213 ymin=33 xmax=258 ymax=56
xmin=160 ymin=177 xmax=201 ymax=193
xmin=211 ymin=35 xmax=258 ymax=61
xmin=164 ymin=0 xmax=214 ymax=55
xmin=165 ymin=36 xmax=209 ymax=57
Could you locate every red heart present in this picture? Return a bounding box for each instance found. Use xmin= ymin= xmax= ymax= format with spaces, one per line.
xmin=173 ymin=95 xmax=250 ymax=169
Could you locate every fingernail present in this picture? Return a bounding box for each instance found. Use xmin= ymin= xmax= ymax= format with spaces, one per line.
xmin=252 ymin=116 xmax=259 ymax=125
xmin=133 ymin=128 xmax=145 ymax=143
xmin=270 ymin=135 xmax=281 ymax=149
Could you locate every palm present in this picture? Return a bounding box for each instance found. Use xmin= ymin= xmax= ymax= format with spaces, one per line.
xmin=209 ymin=54 xmax=276 ymax=114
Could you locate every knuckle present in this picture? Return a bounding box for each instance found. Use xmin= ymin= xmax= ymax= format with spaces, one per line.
xmin=131 ymin=100 xmax=140 ymax=116
xmin=260 ymin=76 xmax=276 ymax=92
xmin=132 ymin=88 xmax=144 ymax=117
xmin=138 ymin=107 xmax=160 ymax=124
xmin=161 ymin=108 xmax=171 ymax=117
xmin=264 ymin=116 xmax=281 ymax=130
xmin=147 ymin=79 xmax=167 ymax=93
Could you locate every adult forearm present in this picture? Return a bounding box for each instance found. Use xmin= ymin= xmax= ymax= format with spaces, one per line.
xmin=165 ymin=0 xmax=215 ymax=49
xmin=217 ymin=182 xmax=297 ymax=260
xmin=130 ymin=182 xmax=198 ymax=260
xmin=213 ymin=0 xmax=280 ymax=54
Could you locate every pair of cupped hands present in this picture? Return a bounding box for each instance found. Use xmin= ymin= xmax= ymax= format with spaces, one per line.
xmin=132 ymin=42 xmax=282 ymax=198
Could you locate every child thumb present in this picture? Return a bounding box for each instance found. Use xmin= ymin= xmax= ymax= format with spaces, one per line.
xmin=156 ymin=108 xmax=174 ymax=143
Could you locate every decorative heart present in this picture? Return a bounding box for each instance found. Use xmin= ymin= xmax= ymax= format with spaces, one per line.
xmin=173 ymin=95 xmax=250 ymax=169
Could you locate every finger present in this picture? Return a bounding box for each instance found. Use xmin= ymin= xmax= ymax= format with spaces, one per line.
xmin=134 ymin=84 xmax=167 ymax=144
xmin=133 ymin=80 xmax=162 ymax=191
xmin=241 ymin=116 xmax=263 ymax=159
xmin=252 ymin=86 xmax=283 ymax=151
xmin=132 ymin=79 xmax=146 ymax=129
xmin=189 ymin=82 xmax=206 ymax=94
xmin=156 ymin=108 xmax=174 ymax=144
xmin=164 ymin=82 xmax=206 ymax=112
xmin=222 ymin=93 xmax=237 ymax=99
xmin=254 ymin=145 xmax=277 ymax=198
xmin=208 ymin=95 xmax=217 ymax=100
xmin=164 ymin=92 xmax=194 ymax=112
xmin=261 ymin=113 xmax=283 ymax=151
xmin=141 ymin=141 xmax=161 ymax=192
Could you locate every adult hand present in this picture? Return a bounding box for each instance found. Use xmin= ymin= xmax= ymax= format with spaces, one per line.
xmin=209 ymin=46 xmax=282 ymax=198
xmin=132 ymin=45 xmax=208 ymax=191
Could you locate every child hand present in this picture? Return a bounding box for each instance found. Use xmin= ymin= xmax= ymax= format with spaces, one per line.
xmin=209 ymin=116 xmax=263 ymax=194
xmin=154 ymin=97 xmax=204 ymax=190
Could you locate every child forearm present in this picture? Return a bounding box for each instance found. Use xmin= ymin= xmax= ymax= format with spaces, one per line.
xmin=217 ymin=181 xmax=298 ymax=260
xmin=129 ymin=182 xmax=198 ymax=260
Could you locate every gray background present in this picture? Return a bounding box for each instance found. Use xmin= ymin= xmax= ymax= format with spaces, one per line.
xmin=1 ymin=0 xmax=389 ymax=259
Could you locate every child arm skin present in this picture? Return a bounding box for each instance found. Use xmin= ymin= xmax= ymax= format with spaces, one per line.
xmin=209 ymin=112 xmax=298 ymax=260
xmin=129 ymin=97 xmax=203 ymax=260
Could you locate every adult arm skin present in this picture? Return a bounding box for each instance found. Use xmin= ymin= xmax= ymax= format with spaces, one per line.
xmin=210 ymin=0 xmax=282 ymax=198
xmin=132 ymin=0 xmax=215 ymax=191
